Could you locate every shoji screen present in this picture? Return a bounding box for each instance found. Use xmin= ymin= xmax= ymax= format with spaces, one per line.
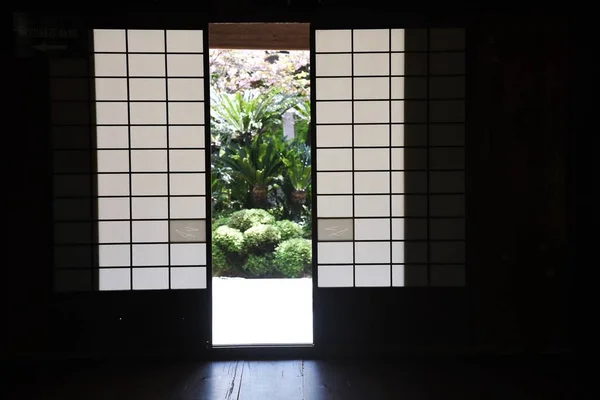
xmin=314 ymin=28 xmax=465 ymax=288
xmin=52 ymin=29 xmax=209 ymax=292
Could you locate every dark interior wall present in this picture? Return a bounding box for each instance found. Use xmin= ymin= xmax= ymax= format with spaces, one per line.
xmin=5 ymin=9 xmax=573 ymax=360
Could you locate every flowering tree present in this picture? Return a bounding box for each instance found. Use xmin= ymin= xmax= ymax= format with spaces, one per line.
xmin=209 ymin=49 xmax=310 ymax=99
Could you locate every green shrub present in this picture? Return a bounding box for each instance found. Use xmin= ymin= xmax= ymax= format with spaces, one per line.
xmin=274 ymin=220 xmax=303 ymax=241
xmin=212 ymin=244 xmax=230 ymax=275
xmin=213 ymin=225 xmax=244 ymax=253
xmin=242 ymin=254 xmax=275 ymax=277
xmin=228 ymin=208 xmax=276 ymax=231
xmin=243 ymin=224 xmax=281 ymax=252
xmin=274 ymin=238 xmax=312 ymax=278
xmin=212 ymin=216 xmax=232 ymax=230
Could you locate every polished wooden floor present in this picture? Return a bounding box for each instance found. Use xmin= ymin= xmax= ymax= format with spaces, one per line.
xmin=6 ymin=357 xmax=575 ymax=399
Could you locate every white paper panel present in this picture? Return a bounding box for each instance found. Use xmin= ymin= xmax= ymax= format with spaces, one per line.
xmin=391 ymin=218 xmax=405 ymax=240
xmin=97 ymin=198 xmax=130 ymax=220
xmin=316 ymin=149 xmax=352 ymax=171
xmin=316 ymin=78 xmax=352 ymax=100
xmin=315 ymin=54 xmax=352 ymax=76
xmin=169 ymin=102 xmax=205 ymax=124
xmin=94 ymin=29 xmax=126 ymax=52
xmin=353 ymin=77 xmax=389 ymax=100
xmin=98 ymin=221 xmax=130 ymax=243
xmin=99 ymin=268 xmax=131 ymax=291
xmin=353 ymin=53 xmax=389 ymax=76
xmin=128 ymin=30 xmax=165 ymax=53
xmin=315 ymin=30 xmax=351 ymax=52
xmin=354 ymin=124 xmax=389 ymax=147
xmin=167 ymin=54 xmax=204 ymax=77
xmin=170 ymin=173 xmax=206 ymax=196
xmin=354 ymin=195 xmax=390 ymax=217
xmin=169 ymin=126 xmax=205 ymax=148
xmin=168 ymin=78 xmax=204 ymax=100
xmin=131 ymin=197 xmax=168 ymax=219
xmin=97 ymin=126 xmax=129 ymax=148
xmin=129 ymin=78 xmax=166 ymax=101
xmin=131 ymin=173 xmax=167 ymax=195
xmin=169 ymin=149 xmax=205 ymax=172
xmin=355 ymin=242 xmax=390 ymax=264
xmin=132 ymin=244 xmax=169 ymax=266
xmin=391 ymin=241 xmax=404 ymax=264
xmin=391 ymin=100 xmax=404 ymax=123
xmin=171 ymin=267 xmax=207 ymax=289
xmin=131 ymin=150 xmax=168 ymax=172
xmin=133 ymin=267 xmax=169 ymax=290
xmin=132 ymin=221 xmax=169 ymax=243
xmin=316 ymin=125 xmax=353 ymax=148
xmin=98 ymin=174 xmax=130 ymax=196
xmin=97 ymin=150 xmax=129 ymax=172
xmin=167 ymin=30 xmax=204 ymax=53
xmin=391 ymin=148 xmax=404 ymax=170
xmin=354 ymin=101 xmax=389 ymax=123
xmin=130 ymin=126 xmax=167 ymax=148
xmin=316 ymin=172 xmax=352 ymax=194
xmin=390 ymin=29 xmax=405 ymax=51
xmin=317 ymin=196 xmax=353 ymax=218
xmin=316 ymin=102 xmax=352 ymax=124
xmin=128 ymin=54 xmax=166 ymax=76
xmin=96 ymin=102 xmax=128 ymax=125
xmin=390 ymin=53 xmax=404 ymax=75
xmin=354 ymin=218 xmax=390 ymax=240
xmin=95 ymin=78 xmax=127 ymax=100
xmin=94 ymin=54 xmax=127 ymax=76
xmin=391 ymin=265 xmax=405 ymax=287
xmin=355 ymin=265 xmax=391 ymax=287
xmin=170 ymin=243 xmax=207 ymax=265
xmin=130 ymin=102 xmax=167 ymax=125
xmin=353 ymin=30 xmax=389 ymax=52
xmin=318 ymin=266 xmax=353 ymax=287
xmin=99 ymin=244 xmax=130 ymax=266
xmin=354 ymin=172 xmax=389 ymax=194
xmin=354 ymin=148 xmax=389 ymax=170
xmin=317 ymin=242 xmax=354 ymax=264
xmin=170 ymin=196 xmax=206 ymax=219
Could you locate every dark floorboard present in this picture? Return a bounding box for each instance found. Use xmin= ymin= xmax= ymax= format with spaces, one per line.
xmin=4 ymin=356 xmax=576 ymax=400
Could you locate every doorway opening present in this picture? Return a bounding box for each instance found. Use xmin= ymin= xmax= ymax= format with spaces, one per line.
xmin=209 ymin=23 xmax=313 ymax=346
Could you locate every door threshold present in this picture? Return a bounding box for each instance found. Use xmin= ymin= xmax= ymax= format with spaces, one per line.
xmin=212 ymin=343 xmax=314 ymax=349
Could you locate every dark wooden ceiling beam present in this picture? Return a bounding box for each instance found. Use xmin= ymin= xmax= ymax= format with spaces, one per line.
xmin=208 ymin=23 xmax=310 ymax=50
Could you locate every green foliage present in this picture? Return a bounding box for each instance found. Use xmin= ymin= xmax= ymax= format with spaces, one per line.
xmin=243 ymin=224 xmax=282 ymax=252
xmin=228 ymin=208 xmax=275 ymax=232
xmin=213 ymin=226 xmax=245 ymax=254
xmin=212 ymin=244 xmax=230 ymax=276
xmin=242 ymin=254 xmax=275 ymax=277
xmin=274 ymin=220 xmax=303 ymax=241
xmin=274 ymin=238 xmax=312 ymax=278
xmin=212 ymin=216 xmax=232 ymax=230
xmin=211 ymin=87 xmax=296 ymax=146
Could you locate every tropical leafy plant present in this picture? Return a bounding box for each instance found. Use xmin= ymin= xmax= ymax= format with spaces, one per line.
xmin=219 ymin=135 xmax=284 ymax=209
xmin=211 ymin=88 xmax=296 ymax=146
xmin=282 ymin=143 xmax=312 ymax=207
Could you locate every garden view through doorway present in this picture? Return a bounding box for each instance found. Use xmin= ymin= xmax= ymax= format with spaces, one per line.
xmin=209 ymin=23 xmax=314 ymax=346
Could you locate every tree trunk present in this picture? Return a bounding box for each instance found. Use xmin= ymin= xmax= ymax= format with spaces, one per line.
xmin=251 ymin=184 xmax=269 ymax=209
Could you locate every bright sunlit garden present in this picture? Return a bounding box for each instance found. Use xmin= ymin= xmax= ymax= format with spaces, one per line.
xmin=209 ymin=49 xmax=312 ymax=279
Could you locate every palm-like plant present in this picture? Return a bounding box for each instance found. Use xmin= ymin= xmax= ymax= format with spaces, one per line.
xmin=211 ymin=88 xmax=296 ymax=147
xmin=283 ymin=143 xmax=312 ymax=206
xmin=219 ymin=135 xmax=284 ymax=209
